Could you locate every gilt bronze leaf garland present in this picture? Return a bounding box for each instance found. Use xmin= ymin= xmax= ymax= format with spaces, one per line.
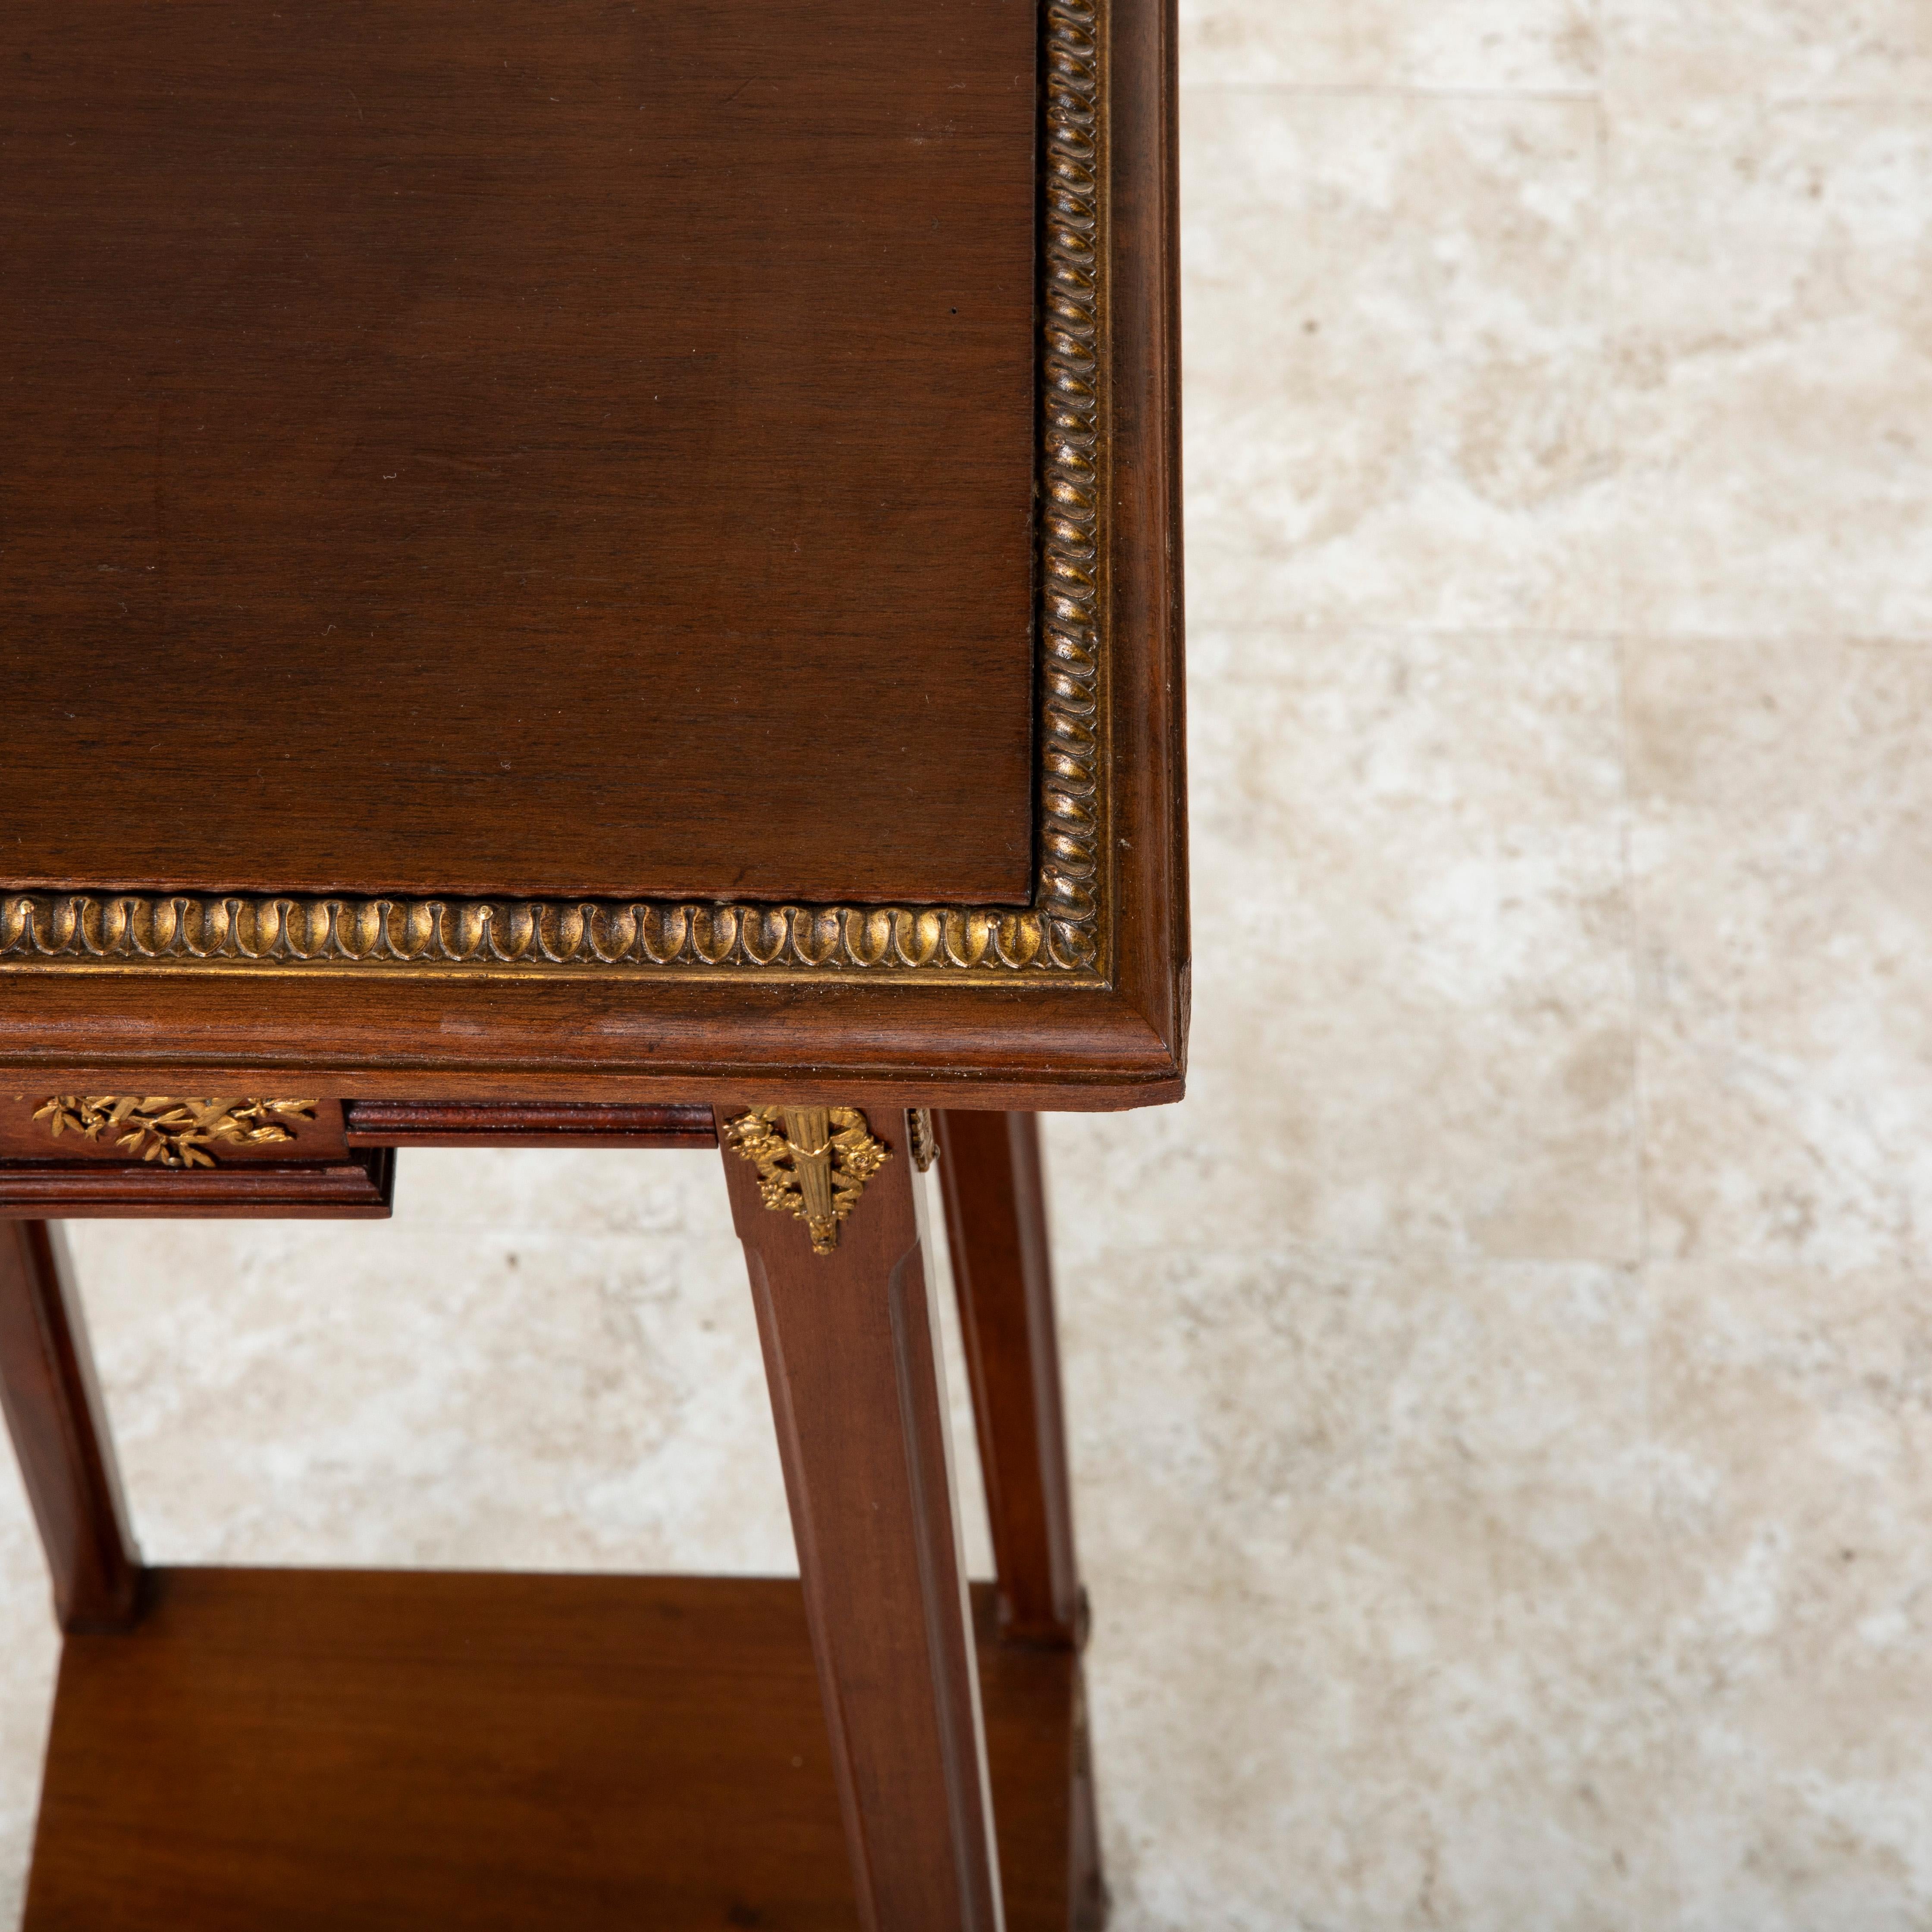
xmin=33 ymin=1097 xmax=320 ymax=1168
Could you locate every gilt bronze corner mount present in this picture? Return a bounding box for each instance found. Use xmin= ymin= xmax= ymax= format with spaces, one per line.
xmin=724 ymin=1105 xmax=897 ymax=1255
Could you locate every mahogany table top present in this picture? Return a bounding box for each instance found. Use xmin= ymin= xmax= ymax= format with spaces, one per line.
xmin=0 ymin=0 xmax=1185 ymax=1111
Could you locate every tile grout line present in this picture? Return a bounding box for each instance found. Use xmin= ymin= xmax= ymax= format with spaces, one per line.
xmin=1184 ymin=624 xmax=1932 ymax=649
xmin=1594 ymin=8 xmax=1669 ymax=1684
xmin=1587 ymin=25 xmax=1659 ymax=1317
xmin=1595 ymin=20 xmax=1651 ymax=1284
xmin=1587 ymin=10 xmax=1671 ymax=1669
xmin=1177 ymin=81 xmax=1601 ymax=103
xmin=1176 ymin=80 xmax=1932 ymax=109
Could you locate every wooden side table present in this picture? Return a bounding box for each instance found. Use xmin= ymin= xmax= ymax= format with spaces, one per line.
xmin=0 ymin=0 xmax=1183 ymax=1924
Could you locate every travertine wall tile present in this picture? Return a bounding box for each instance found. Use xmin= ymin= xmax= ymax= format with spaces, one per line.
xmin=1053 ymin=1239 xmax=1668 ymax=1931
xmin=1056 ymin=629 xmax=1641 ymax=1264
xmin=1626 ymin=637 xmax=1932 ymax=1267
xmin=1647 ymin=1262 xmax=1932 ymax=1928
xmin=1604 ymin=0 xmax=1932 ymax=102
xmin=1609 ymin=102 xmax=1932 ymax=640
xmin=1181 ymin=0 xmax=1598 ymax=92
xmin=1185 ymin=91 xmax=1615 ymax=633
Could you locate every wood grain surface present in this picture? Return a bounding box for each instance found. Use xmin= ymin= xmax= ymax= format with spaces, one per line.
xmin=23 ymin=1571 xmax=1084 ymax=1931
xmin=0 ymin=1223 xmax=141 ymax=1633
xmin=341 ymin=1097 xmax=717 ymax=1147
xmin=0 ymin=0 xmax=1037 ymax=906
xmin=935 ymin=1111 xmax=1083 ymax=1649
xmin=722 ymin=1109 xmax=1004 ymax=1931
xmin=0 ymin=1151 xmax=395 ymax=1218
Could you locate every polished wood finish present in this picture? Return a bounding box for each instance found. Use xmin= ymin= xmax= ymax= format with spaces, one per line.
xmin=343 ymin=1098 xmax=717 ymax=1148
xmin=1 ymin=0 xmax=1037 ymax=907
xmin=935 ymin=1113 xmax=1082 ymax=1648
xmin=1108 ymin=0 xmax=1190 ymax=1101
xmin=0 ymin=0 xmax=1186 ymax=1112
xmin=23 ymin=1571 xmax=1086 ymax=1932
xmin=721 ymin=1108 xmax=1004 ymax=1932
xmin=0 ymin=1150 xmax=394 ymax=1219
xmin=0 ymin=1026 xmax=1181 ymax=1116
xmin=0 ymin=1223 xmax=141 ymax=1634
xmin=1067 ymin=1674 xmax=1107 ymax=1932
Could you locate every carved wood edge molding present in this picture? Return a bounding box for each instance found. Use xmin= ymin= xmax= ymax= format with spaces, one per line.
xmin=0 ymin=0 xmax=1111 ymax=985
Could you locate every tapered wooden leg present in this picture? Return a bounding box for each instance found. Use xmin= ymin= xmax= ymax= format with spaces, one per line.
xmin=0 ymin=1220 xmax=141 ymax=1632
xmin=933 ymin=1112 xmax=1082 ymax=1649
xmin=720 ymin=1104 xmax=1004 ymax=1932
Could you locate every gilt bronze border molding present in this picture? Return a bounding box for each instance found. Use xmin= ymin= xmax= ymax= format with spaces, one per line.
xmin=0 ymin=0 xmax=1111 ymax=986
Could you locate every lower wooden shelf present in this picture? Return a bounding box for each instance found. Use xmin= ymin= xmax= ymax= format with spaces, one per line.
xmin=23 ymin=1568 xmax=1096 ymax=1931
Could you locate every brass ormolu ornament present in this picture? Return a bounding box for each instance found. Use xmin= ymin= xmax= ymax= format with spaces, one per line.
xmin=33 ymin=1096 xmax=319 ymax=1169
xmin=724 ymin=1106 xmax=892 ymax=1255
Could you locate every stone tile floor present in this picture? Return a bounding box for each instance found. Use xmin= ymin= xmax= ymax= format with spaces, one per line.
xmin=5 ymin=0 xmax=1932 ymax=1924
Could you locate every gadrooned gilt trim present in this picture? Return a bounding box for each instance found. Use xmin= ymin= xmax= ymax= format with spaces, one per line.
xmin=0 ymin=0 xmax=1108 ymax=982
